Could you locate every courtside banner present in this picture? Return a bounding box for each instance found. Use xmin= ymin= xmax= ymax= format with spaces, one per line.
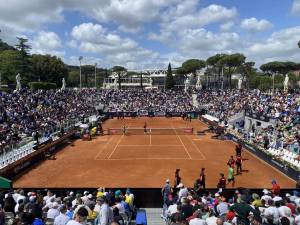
xmin=154 ymin=111 xmax=165 ymax=116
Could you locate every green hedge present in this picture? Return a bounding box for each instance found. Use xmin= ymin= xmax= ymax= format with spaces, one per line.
xmin=29 ymin=82 xmax=57 ymax=90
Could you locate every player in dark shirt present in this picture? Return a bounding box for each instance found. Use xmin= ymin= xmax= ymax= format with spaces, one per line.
xmin=217 ymin=173 xmax=226 ymax=189
xmin=236 ymin=155 xmax=242 ymax=174
xmin=235 ymin=144 xmax=243 ymax=157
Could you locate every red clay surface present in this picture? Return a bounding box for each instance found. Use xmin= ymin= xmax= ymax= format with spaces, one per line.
xmin=13 ymin=118 xmax=295 ymax=188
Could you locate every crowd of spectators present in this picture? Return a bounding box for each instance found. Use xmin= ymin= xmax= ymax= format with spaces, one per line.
xmin=0 ymin=188 xmax=134 ymax=225
xmin=162 ymin=178 xmax=300 ymax=225
xmin=197 ymin=90 xmax=300 ymax=156
xmin=102 ymin=89 xmax=195 ymax=113
xmin=0 ymin=89 xmax=100 ymax=151
xmin=0 ymin=89 xmax=195 ymax=152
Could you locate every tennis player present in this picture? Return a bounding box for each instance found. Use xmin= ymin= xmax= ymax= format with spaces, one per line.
xmin=122 ymin=125 xmax=127 ymax=135
xmin=143 ymin=122 xmax=147 ymax=134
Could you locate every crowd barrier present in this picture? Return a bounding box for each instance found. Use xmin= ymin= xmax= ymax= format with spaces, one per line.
xmin=0 ymin=130 xmax=76 ymax=180
xmin=105 ymin=111 xmax=200 ymax=118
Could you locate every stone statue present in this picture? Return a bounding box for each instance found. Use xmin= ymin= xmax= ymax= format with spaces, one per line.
xmin=184 ymin=77 xmax=190 ymax=92
xmin=284 ymin=74 xmax=289 ymax=92
xmin=61 ymin=78 xmax=66 ymax=90
xmin=238 ymin=78 xmax=243 ymax=90
xmin=15 ymin=73 xmax=21 ymax=91
xmin=149 ymin=77 xmax=153 ymax=87
xmin=113 ymin=77 xmax=118 ymax=89
xmin=195 ymin=74 xmax=202 ymax=90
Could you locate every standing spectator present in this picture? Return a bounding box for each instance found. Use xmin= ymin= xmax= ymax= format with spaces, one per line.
xmin=271 ymin=180 xmax=280 ymax=196
xmin=95 ymin=197 xmax=112 ymax=225
xmin=54 ymin=205 xmax=69 ymax=225
xmin=177 ymin=183 xmax=188 ymax=201
xmin=162 ymin=179 xmax=172 ymax=217
xmin=47 ymin=202 xmax=60 ymax=219
xmin=229 ymin=195 xmax=258 ymax=225
xmin=66 ymin=207 xmax=88 ymax=225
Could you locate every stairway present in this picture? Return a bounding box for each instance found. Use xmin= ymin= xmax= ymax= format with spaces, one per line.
xmin=142 ymin=208 xmax=164 ymax=225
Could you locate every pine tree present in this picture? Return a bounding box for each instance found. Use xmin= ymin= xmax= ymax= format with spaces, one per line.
xmin=165 ymin=62 xmax=174 ymax=89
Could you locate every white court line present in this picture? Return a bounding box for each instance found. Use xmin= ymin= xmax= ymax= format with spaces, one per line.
xmin=96 ymin=157 xmax=203 ymax=161
xmin=94 ymin=136 xmax=114 ymax=160
xmin=185 ymin=135 xmax=206 ymax=160
xmin=171 ymin=121 xmax=192 ymax=159
xmin=107 ymin=135 xmax=124 ymax=159
xmin=118 ymin=144 xmax=183 ymax=147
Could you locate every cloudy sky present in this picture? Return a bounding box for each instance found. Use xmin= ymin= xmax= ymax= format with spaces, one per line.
xmin=0 ymin=0 xmax=299 ymax=69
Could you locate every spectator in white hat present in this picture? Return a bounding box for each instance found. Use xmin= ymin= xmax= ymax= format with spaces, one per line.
xmin=47 ymin=202 xmax=60 ymax=219
xmin=261 ymin=189 xmax=272 ymax=202
xmin=177 ymin=183 xmax=188 ymax=200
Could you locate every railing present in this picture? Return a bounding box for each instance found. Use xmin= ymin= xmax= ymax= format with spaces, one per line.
xmin=0 ymin=115 xmax=92 ymax=169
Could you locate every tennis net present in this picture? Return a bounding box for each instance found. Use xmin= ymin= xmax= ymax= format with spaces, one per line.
xmin=107 ymin=127 xmax=194 ymax=135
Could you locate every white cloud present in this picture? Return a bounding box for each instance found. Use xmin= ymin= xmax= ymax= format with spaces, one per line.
xmin=220 ymin=21 xmax=235 ymax=32
xmin=31 ymin=31 xmax=64 ymax=57
xmin=179 ymin=29 xmax=241 ymax=57
xmin=150 ymin=3 xmax=237 ymax=44
xmin=162 ymin=4 xmax=237 ymax=32
xmin=292 ymin=0 xmax=300 ymax=14
xmin=69 ymin=23 xmax=162 ymax=69
xmin=241 ymin=17 xmax=273 ymax=32
xmin=246 ymin=26 xmax=300 ymax=65
xmin=89 ymin=0 xmax=178 ymax=32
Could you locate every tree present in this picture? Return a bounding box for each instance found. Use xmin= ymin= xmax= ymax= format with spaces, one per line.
xmin=298 ymin=41 xmax=300 ymax=48
xmin=181 ymin=59 xmax=206 ymax=85
xmin=260 ymin=61 xmax=297 ymax=75
xmin=30 ymin=54 xmax=68 ymax=85
xmin=112 ymin=66 xmax=127 ymax=89
xmin=0 ymin=39 xmax=16 ymax=51
xmin=0 ymin=50 xmax=22 ymax=84
xmin=165 ymin=63 xmax=174 ymax=89
xmin=182 ymin=59 xmax=206 ymax=75
xmin=15 ymin=37 xmax=31 ymax=79
xmin=237 ymin=61 xmax=255 ymax=88
xmin=67 ymin=70 xmax=80 ymax=87
xmin=206 ymin=54 xmax=227 ymax=88
xmin=219 ymin=53 xmax=246 ymax=88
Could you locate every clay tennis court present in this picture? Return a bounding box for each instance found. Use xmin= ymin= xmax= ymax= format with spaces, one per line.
xmin=13 ymin=118 xmax=295 ymax=188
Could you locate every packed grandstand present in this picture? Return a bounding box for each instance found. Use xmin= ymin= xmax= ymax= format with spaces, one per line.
xmin=1 ymin=1 xmax=300 ymax=225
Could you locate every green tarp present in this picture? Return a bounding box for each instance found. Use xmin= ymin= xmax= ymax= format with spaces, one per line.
xmin=0 ymin=176 xmax=11 ymax=189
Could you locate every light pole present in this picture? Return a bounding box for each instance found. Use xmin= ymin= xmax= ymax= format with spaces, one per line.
xmin=272 ymin=73 xmax=275 ymax=95
xmin=94 ymin=63 xmax=97 ymax=88
xmin=79 ymin=56 xmax=83 ymax=89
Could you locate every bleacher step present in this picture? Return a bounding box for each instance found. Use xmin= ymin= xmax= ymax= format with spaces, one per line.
xmin=142 ymin=208 xmax=164 ymax=225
